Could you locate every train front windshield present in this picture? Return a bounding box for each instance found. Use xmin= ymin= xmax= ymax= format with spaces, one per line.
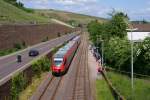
xmin=54 ymin=59 xmax=63 ymax=67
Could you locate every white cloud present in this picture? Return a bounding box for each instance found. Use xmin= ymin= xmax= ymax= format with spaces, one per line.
xmin=50 ymin=0 xmax=112 ymax=18
xmin=17 ymin=0 xmax=150 ymax=20
xmin=53 ymin=0 xmax=97 ymax=5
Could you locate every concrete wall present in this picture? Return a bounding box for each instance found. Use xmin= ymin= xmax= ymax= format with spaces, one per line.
xmin=0 ymin=24 xmax=73 ymax=50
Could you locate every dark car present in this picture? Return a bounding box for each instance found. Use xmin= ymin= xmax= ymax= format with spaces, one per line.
xmin=29 ymin=49 xmax=39 ymax=57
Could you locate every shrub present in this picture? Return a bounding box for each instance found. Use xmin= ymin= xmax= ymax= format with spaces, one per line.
xmin=104 ymin=37 xmax=131 ymax=71
xmin=41 ymin=57 xmax=51 ymax=72
xmin=11 ymin=72 xmax=27 ymax=100
xmin=134 ymin=37 xmax=150 ymax=75
xmin=42 ymin=36 xmax=49 ymax=42
xmin=13 ymin=43 xmax=22 ymax=50
xmin=31 ymin=60 xmax=42 ymax=78
xmin=31 ymin=57 xmax=51 ymax=77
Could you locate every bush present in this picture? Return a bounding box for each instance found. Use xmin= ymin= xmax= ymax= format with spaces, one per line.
xmin=13 ymin=43 xmax=22 ymax=50
xmin=41 ymin=57 xmax=51 ymax=72
xmin=10 ymin=56 xmax=50 ymax=99
xmin=134 ymin=37 xmax=150 ymax=75
xmin=3 ymin=0 xmax=34 ymax=13
xmin=104 ymin=37 xmax=131 ymax=71
xmin=31 ymin=60 xmax=42 ymax=78
xmin=31 ymin=57 xmax=50 ymax=77
xmin=22 ymin=8 xmax=34 ymax=13
xmin=42 ymin=36 xmax=49 ymax=42
xmin=11 ymin=72 xmax=27 ymax=100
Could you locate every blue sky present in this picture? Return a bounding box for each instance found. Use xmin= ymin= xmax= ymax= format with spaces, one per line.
xmin=18 ymin=0 xmax=150 ymax=21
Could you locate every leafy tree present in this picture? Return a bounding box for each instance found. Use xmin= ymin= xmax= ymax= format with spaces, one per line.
xmin=3 ymin=0 xmax=34 ymax=13
xmin=104 ymin=37 xmax=131 ymax=70
xmin=108 ymin=12 xmax=129 ymax=38
xmin=134 ymin=37 xmax=150 ymax=75
xmin=87 ymin=20 xmax=102 ymax=43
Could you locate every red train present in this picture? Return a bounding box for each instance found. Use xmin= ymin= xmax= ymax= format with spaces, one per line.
xmin=51 ymin=36 xmax=81 ymax=76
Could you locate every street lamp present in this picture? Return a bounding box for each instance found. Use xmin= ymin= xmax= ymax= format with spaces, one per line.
xmin=126 ymin=28 xmax=138 ymax=91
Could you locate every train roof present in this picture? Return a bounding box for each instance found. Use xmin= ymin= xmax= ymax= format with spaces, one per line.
xmin=72 ymin=36 xmax=80 ymax=41
xmin=54 ymin=40 xmax=76 ymax=58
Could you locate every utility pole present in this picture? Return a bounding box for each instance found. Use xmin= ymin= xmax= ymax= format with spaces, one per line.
xmin=101 ymin=40 xmax=104 ymax=67
xmin=126 ymin=28 xmax=138 ymax=97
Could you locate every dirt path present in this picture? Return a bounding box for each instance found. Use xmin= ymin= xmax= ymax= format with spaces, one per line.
xmin=51 ymin=19 xmax=74 ymax=28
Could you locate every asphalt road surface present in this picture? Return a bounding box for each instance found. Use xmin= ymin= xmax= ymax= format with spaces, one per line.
xmin=0 ymin=33 xmax=76 ymax=85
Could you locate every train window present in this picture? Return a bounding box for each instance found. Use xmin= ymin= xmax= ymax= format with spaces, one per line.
xmin=54 ymin=60 xmax=62 ymax=67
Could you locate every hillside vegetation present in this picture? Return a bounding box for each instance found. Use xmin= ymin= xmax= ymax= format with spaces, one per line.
xmin=35 ymin=9 xmax=107 ymax=26
xmin=0 ymin=0 xmax=49 ymax=24
xmin=0 ymin=0 xmax=106 ymax=25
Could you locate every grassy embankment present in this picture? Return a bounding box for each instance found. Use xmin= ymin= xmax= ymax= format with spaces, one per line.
xmin=0 ymin=0 xmax=50 ymax=24
xmin=96 ymin=77 xmax=114 ymax=100
xmin=19 ymin=72 xmax=48 ymax=100
xmin=0 ymin=42 xmax=26 ymax=56
xmin=107 ymin=71 xmax=150 ymax=100
xmin=0 ymin=0 xmax=106 ymax=25
xmin=0 ymin=48 xmax=18 ymax=56
xmin=35 ymin=9 xmax=107 ymax=25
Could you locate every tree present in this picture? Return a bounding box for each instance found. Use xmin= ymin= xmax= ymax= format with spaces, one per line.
xmin=134 ymin=37 xmax=150 ymax=75
xmin=87 ymin=20 xmax=102 ymax=43
xmin=104 ymin=37 xmax=131 ymax=71
xmin=108 ymin=12 xmax=129 ymax=38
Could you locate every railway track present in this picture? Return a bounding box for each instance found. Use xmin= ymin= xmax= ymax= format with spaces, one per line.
xmin=39 ymin=77 xmax=62 ymax=100
xmin=31 ymin=33 xmax=93 ymax=100
xmin=31 ymin=75 xmax=63 ymax=100
xmin=72 ymin=33 xmax=92 ymax=100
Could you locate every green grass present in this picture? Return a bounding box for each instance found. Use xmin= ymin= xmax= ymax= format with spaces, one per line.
xmin=0 ymin=42 xmax=26 ymax=56
xmin=0 ymin=48 xmax=20 ymax=56
xmin=107 ymin=71 xmax=150 ymax=100
xmin=96 ymin=78 xmax=114 ymax=100
xmin=19 ymin=73 xmax=48 ymax=100
xmin=0 ymin=0 xmax=49 ymax=24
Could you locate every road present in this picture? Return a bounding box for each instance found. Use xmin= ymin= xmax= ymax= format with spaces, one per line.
xmin=51 ymin=19 xmax=74 ymax=28
xmin=0 ymin=33 xmax=76 ymax=85
xmin=31 ymin=33 xmax=94 ymax=100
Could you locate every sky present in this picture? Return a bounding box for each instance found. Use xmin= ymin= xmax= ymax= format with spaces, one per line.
xmin=18 ymin=0 xmax=150 ymax=21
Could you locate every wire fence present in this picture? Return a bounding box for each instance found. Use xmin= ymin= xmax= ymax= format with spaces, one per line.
xmin=105 ymin=67 xmax=150 ymax=79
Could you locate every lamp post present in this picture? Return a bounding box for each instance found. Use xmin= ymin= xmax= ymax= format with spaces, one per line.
xmin=126 ymin=28 xmax=138 ymax=92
